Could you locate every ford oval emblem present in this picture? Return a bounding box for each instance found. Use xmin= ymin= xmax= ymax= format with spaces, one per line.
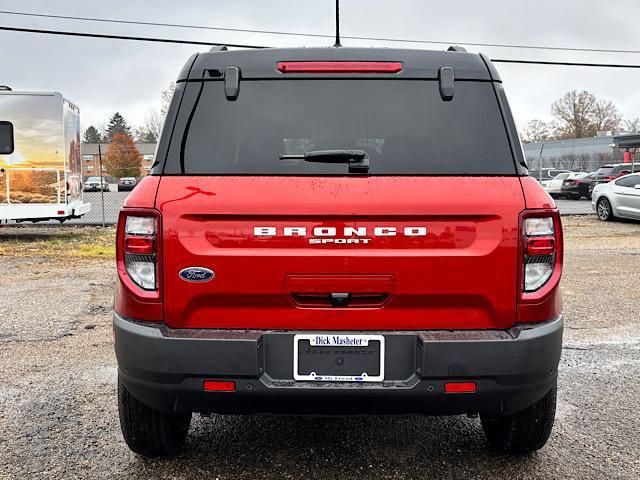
xmin=179 ymin=267 xmax=215 ymax=283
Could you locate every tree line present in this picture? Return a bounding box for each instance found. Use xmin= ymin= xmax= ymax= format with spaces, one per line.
xmin=82 ymin=83 xmax=174 ymax=178
xmin=82 ymin=82 xmax=175 ymax=144
xmin=521 ymin=90 xmax=640 ymax=143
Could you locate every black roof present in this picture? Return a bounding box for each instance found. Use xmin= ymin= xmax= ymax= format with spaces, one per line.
xmin=177 ymin=47 xmax=500 ymax=82
xmin=613 ymin=134 xmax=640 ymax=149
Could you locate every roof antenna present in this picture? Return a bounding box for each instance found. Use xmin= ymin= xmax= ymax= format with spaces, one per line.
xmin=333 ymin=0 xmax=341 ymax=47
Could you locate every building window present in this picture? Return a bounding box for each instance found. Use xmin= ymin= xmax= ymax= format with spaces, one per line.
xmin=85 ymin=165 xmax=94 ymax=172
xmin=83 ymin=154 xmax=93 ymax=162
xmin=143 ymin=154 xmax=154 ymax=161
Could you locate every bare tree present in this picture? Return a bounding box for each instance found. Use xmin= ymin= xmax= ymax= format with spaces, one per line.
xmin=551 ymin=90 xmax=621 ymax=139
xmin=551 ymin=90 xmax=597 ymax=139
xmin=144 ymin=109 xmax=163 ymax=141
xmin=160 ymin=82 xmax=176 ymax=118
xmin=521 ymin=119 xmax=552 ymax=143
xmin=623 ymin=117 xmax=640 ymax=134
xmin=593 ymin=99 xmax=621 ymax=134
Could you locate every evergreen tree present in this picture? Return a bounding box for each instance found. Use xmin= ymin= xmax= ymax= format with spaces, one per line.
xmin=105 ymin=112 xmax=131 ymax=142
xmin=83 ymin=125 xmax=102 ymax=143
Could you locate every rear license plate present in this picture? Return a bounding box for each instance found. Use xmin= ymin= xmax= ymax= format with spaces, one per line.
xmin=293 ymin=334 xmax=385 ymax=382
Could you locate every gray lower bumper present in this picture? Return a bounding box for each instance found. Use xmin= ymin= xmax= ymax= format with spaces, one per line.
xmin=114 ymin=314 xmax=563 ymax=416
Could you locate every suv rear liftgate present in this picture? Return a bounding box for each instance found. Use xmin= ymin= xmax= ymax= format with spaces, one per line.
xmin=114 ymin=47 xmax=563 ymax=456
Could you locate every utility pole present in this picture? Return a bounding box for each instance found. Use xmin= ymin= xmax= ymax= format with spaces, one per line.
xmin=98 ymin=143 xmax=106 ymax=227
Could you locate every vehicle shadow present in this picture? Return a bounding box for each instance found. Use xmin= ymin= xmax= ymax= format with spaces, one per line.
xmin=122 ymin=414 xmax=544 ymax=479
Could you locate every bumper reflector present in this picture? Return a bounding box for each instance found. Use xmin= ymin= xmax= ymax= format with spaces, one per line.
xmin=203 ymin=380 xmax=236 ymax=392
xmin=444 ymin=382 xmax=477 ymax=393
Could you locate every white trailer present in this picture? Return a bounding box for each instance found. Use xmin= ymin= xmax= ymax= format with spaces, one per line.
xmin=0 ymin=90 xmax=91 ymax=222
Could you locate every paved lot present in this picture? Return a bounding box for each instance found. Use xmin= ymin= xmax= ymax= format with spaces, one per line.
xmin=0 ymin=217 xmax=639 ymax=479
xmin=555 ymin=198 xmax=593 ymax=215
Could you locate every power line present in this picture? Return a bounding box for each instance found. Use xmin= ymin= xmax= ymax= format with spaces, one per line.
xmin=3 ymin=24 xmax=640 ymax=69
xmin=2 ymin=9 xmax=640 ymax=56
xmin=491 ymin=59 xmax=640 ymax=69
xmin=0 ymin=25 xmax=266 ymax=48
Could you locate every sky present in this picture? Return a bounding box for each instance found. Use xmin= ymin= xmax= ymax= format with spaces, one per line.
xmin=2 ymin=0 xmax=640 ymax=134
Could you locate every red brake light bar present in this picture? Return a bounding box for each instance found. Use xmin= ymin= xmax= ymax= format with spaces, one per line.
xmin=277 ymin=61 xmax=403 ymax=74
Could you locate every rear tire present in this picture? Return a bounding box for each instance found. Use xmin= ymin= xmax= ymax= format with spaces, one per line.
xmin=596 ymin=197 xmax=614 ymax=221
xmin=118 ymin=377 xmax=191 ymax=456
xmin=480 ymin=382 xmax=557 ymax=454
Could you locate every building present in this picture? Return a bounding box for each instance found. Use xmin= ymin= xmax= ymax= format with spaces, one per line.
xmin=81 ymin=142 xmax=157 ymax=178
xmin=520 ymin=134 xmax=640 ymax=172
xmin=522 ymin=135 xmax=617 ymax=171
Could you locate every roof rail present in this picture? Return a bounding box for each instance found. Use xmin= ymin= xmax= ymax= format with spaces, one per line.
xmin=209 ymin=45 xmax=228 ymax=52
xmin=447 ymin=46 xmax=467 ymax=52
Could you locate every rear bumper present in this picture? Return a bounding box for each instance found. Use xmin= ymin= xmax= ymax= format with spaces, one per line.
xmin=114 ymin=313 xmax=563 ymax=416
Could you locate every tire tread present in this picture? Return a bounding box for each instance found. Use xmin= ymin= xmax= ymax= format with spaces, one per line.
xmin=481 ymin=383 xmax=557 ymax=454
xmin=118 ymin=378 xmax=191 ymax=456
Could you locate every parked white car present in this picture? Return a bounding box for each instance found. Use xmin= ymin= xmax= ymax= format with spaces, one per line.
xmin=592 ymin=173 xmax=640 ymax=221
xmin=542 ymin=172 xmax=586 ymax=198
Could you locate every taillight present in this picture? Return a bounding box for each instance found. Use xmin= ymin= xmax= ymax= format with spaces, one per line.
xmin=277 ymin=61 xmax=403 ymax=74
xmin=522 ymin=216 xmax=556 ymax=292
xmin=122 ymin=215 xmax=157 ymax=290
xmin=517 ymin=210 xmax=563 ymax=323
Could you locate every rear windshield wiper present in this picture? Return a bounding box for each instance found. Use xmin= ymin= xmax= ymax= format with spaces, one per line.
xmin=280 ymin=150 xmax=369 ymax=173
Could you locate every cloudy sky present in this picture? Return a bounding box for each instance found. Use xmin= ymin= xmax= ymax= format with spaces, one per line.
xmin=2 ymin=0 xmax=640 ymax=133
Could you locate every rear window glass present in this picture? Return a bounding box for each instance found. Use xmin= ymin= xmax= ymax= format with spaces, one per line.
xmin=612 ymin=165 xmax=633 ymax=173
xmin=596 ymin=167 xmax=613 ymax=175
xmin=616 ymin=175 xmax=640 ymax=187
xmin=179 ymin=80 xmax=516 ymax=175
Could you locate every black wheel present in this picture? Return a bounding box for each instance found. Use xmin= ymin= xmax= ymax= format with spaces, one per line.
xmin=596 ymin=197 xmax=614 ymax=221
xmin=481 ymin=382 xmax=557 ymax=454
xmin=118 ymin=377 xmax=191 ymax=456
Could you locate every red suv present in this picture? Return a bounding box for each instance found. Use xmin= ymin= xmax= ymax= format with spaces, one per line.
xmin=114 ymin=47 xmax=563 ymax=456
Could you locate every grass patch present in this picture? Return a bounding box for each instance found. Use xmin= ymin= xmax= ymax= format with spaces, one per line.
xmin=0 ymin=226 xmax=116 ymax=259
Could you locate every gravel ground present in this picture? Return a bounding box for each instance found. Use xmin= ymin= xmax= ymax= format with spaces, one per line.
xmin=0 ymin=216 xmax=639 ymax=479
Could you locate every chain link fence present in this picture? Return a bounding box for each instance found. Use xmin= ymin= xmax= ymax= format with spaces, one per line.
xmin=75 ymin=174 xmax=598 ymax=227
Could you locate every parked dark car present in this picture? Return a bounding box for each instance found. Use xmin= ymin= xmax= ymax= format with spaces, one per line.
xmin=117 ymin=177 xmax=137 ymax=192
xmin=593 ymin=164 xmax=639 ymax=185
xmin=561 ymin=172 xmax=594 ymax=199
